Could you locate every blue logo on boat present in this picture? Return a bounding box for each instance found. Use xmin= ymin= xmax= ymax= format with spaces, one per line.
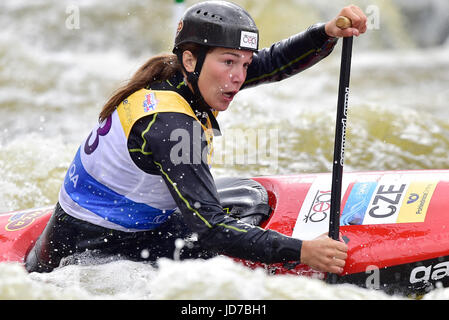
xmin=341 ymin=181 xmax=377 ymax=225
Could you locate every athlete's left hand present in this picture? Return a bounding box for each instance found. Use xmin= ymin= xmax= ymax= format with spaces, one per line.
xmin=325 ymin=5 xmax=368 ymax=38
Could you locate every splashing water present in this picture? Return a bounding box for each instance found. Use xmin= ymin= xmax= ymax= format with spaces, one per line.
xmin=1 ymin=0 xmax=449 ymax=300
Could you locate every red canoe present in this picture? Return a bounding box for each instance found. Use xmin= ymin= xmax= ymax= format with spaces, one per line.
xmin=2 ymin=169 xmax=449 ymax=296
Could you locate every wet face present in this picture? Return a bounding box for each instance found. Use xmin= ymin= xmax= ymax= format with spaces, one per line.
xmin=183 ymin=47 xmax=253 ymax=111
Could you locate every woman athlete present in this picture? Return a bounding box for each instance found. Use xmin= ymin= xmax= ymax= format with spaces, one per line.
xmin=26 ymin=1 xmax=367 ymax=274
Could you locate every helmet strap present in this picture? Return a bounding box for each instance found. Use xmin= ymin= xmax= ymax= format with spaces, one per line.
xmin=178 ymin=47 xmax=210 ymax=112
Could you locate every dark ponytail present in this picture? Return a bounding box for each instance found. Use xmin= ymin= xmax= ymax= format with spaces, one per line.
xmin=99 ymin=54 xmax=180 ymax=122
xmin=99 ymin=43 xmax=209 ymax=122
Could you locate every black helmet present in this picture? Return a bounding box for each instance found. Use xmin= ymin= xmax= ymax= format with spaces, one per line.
xmin=172 ymin=1 xmax=258 ymax=115
xmin=173 ymin=1 xmax=259 ymax=53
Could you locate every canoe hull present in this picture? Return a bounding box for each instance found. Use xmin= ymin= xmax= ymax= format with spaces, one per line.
xmin=252 ymin=169 xmax=449 ymax=296
xmin=2 ymin=169 xmax=449 ymax=296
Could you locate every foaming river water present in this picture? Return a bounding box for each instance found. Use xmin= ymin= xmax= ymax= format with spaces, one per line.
xmin=0 ymin=0 xmax=449 ymax=300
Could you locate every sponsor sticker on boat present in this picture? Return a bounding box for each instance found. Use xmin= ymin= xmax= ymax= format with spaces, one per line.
xmin=397 ymin=181 xmax=436 ymax=223
xmin=292 ymin=172 xmax=440 ymax=239
xmin=340 ymin=181 xmax=377 ymax=225
xmin=5 ymin=208 xmax=51 ymax=231
xmin=341 ymin=174 xmax=437 ymax=225
xmin=291 ymin=174 xmax=350 ymax=240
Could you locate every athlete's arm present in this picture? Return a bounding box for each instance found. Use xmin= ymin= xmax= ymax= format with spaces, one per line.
xmin=243 ymin=23 xmax=337 ymax=88
xmin=128 ymin=112 xmax=303 ymax=264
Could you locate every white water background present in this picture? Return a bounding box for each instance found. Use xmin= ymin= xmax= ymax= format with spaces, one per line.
xmin=1 ymin=0 xmax=449 ymax=300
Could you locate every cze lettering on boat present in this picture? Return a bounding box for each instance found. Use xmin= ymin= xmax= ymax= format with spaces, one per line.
xmin=369 ymin=184 xmax=406 ymax=218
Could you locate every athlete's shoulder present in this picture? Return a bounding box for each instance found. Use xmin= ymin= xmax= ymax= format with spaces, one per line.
xmin=117 ymin=88 xmax=198 ymax=138
xmin=124 ymin=88 xmax=191 ymax=113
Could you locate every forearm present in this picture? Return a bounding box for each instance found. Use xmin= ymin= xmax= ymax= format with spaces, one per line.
xmin=243 ymin=23 xmax=337 ymax=88
xmin=156 ymin=143 xmax=302 ymax=263
xmin=139 ymin=113 xmax=302 ymax=264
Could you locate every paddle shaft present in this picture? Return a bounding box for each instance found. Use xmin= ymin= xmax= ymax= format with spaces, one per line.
xmin=327 ymin=16 xmax=353 ymax=284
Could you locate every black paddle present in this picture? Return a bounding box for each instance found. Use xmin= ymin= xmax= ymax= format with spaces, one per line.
xmin=327 ymin=16 xmax=353 ymax=285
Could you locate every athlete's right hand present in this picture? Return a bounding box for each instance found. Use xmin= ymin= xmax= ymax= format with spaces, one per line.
xmin=300 ymin=233 xmax=348 ymax=274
